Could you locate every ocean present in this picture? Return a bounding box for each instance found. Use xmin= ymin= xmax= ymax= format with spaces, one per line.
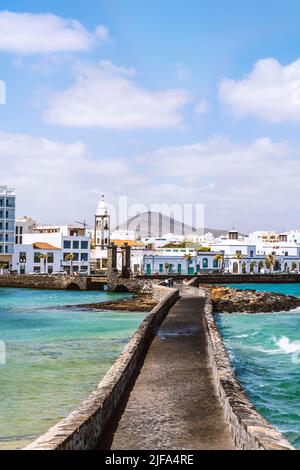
xmin=0 ymin=288 xmax=145 ymax=449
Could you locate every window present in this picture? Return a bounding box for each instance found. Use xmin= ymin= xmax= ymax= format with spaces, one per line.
xmin=73 ymin=241 xmax=79 ymax=250
xmin=81 ymin=241 xmax=88 ymax=250
xmin=48 ymin=266 xmax=53 ymax=274
xmin=34 ymin=252 xmax=41 ymax=263
xmin=203 ymin=258 xmax=209 ymax=269
xmin=285 ymin=252 xmax=289 ymax=257
xmin=64 ymin=240 xmax=71 ymax=249
xmin=213 ymin=259 xmax=219 ymax=268
xmin=47 ymin=253 xmax=54 ymax=264
xmin=15 ymin=226 xmax=19 ymax=234
xmin=81 ymin=253 xmax=88 ymax=262
xmin=250 ymin=250 xmax=254 ymax=258
xmin=19 ymin=252 xmax=26 ymax=263
xmin=159 ymin=264 xmax=164 ymax=273
xmin=101 ymin=259 xmax=108 ymax=269
xmin=34 ymin=267 xmax=40 ymax=273
xmin=178 ymin=264 xmax=182 ymax=274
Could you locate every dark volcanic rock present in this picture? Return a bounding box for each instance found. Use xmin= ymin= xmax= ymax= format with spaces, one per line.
xmin=203 ymin=286 xmax=300 ymax=313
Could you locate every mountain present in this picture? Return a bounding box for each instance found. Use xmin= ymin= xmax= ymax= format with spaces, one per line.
xmin=116 ymin=212 xmax=227 ymax=238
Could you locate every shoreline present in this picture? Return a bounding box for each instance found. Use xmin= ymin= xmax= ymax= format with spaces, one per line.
xmin=202 ymin=285 xmax=300 ymax=314
xmin=73 ymin=294 xmax=158 ymax=312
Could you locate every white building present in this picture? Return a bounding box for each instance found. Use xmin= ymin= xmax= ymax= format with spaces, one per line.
xmin=111 ymin=229 xmax=136 ymax=241
xmin=143 ymin=252 xmax=221 ymax=276
xmin=142 ymin=233 xmax=186 ymax=250
xmin=13 ymin=242 xmax=62 ymax=274
xmin=90 ymin=196 xmax=111 ymax=273
xmin=17 ymin=224 xmax=90 ymax=274
xmin=15 ymin=216 xmax=37 ymax=244
xmin=0 ymin=185 xmax=16 ymax=272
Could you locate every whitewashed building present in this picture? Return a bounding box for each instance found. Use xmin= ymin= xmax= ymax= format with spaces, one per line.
xmin=13 ymin=243 xmax=62 ymax=274
xmin=17 ymin=225 xmax=90 ymax=274
xmin=0 ymin=185 xmax=16 ymax=272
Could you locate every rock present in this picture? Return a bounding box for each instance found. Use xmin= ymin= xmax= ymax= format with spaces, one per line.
xmin=202 ymin=285 xmax=300 ymax=314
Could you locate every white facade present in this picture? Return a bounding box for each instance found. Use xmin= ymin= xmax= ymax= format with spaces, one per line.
xmin=0 ymin=185 xmax=16 ymax=271
xmin=21 ymin=226 xmax=90 ymax=274
xmin=144 ymin=253 xmax=221 ymax=275
xmin=15 ymin=216 xmax=37 ymax=244
xmin=111 ymin=229 xmax=136 ymax=241
xmin=90 ymin=196 xmax=110 ymax=273
xmin=13 ymin=244 xmax=62 ymax=274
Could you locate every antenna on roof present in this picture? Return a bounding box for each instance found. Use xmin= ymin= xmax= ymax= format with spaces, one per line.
xmin=75 ymin=220 xmax=87 ymax=230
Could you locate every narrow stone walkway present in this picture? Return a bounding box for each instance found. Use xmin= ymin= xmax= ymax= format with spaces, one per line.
xmin=100 ymin=295 xmax=235 ymax=450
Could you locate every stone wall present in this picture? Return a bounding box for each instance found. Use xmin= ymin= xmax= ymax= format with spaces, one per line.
xmin=139 ymin=273 xmax=300 ymax=284
xmin=24 ymin=285 xmax=179 ymax=451
xmin=0 ymin=275 xmax=87 ymax=291
xmin=194 ymin=273 xmax=300 ymax=285
xmin=107 ymin=269 xmax=160 ymax=293
xmin=202 ymin=290 xmax=294 ymax=450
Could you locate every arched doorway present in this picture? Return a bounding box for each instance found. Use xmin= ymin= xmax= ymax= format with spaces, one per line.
xmin=232 ymin=262 xmax=239 ymax=274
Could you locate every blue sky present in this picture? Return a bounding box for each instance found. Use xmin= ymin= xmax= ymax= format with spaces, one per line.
xmin=1 ymin=1 xmax=300 ymax=231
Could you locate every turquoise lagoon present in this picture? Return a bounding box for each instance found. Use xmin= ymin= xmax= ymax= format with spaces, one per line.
xmin=217 ymin=283 xmax=300 ymax=448
xmin=0 ymin=288 xmax=145 ymax=449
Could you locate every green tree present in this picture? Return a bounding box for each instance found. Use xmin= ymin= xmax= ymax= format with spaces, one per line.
xmin=258 ymin=261 xmax=264 ymax=272
xmin=214 ymin=254 xmax=224 ymax=271
xmin=184 ymin=254 xmax=192 ymax=274
xmin=65 ymin=253 xmax=76 ymax=275
xmin=265 ymin=254 xmax=275 ymax=272
xmin=0 ymin=262 xmax=6 ymax=275
xmin=250 ymin=260 xmax=257 ymax=273
xmin=38 ymin=253 xmax=49 ymax=274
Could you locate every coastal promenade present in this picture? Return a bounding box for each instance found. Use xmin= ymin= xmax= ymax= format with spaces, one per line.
xmin=99 ymin=293 xmax=235 ymax=450
xmin=24 ymin=284 xmax=294 ymax=451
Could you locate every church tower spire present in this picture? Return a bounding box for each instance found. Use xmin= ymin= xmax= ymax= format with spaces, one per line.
xmin=94 ymin=195 xmax=110 ymax=249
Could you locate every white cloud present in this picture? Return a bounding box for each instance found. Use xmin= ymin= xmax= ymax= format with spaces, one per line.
xmin=0 ymin=11 xmax=108 ymax=54
xmin=194 ymin=99 xmax=209 ymax=115
xmin=3 ymin=130 xmax=300 ymax=232
xmin=140 ymin=137 xmax=300 ymax=231
xmin=176 ymin=63 xmax=191 ymax=81
xmin=0 ymin=131 xmax=135 ymax=223
xmin=220 ymin=58 xmax=300 ymax=123
xmin=43 ymin=60 xmax=191 ymax=129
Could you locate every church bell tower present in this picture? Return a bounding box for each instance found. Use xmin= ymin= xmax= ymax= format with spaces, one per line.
xmin=95 ymin=195 xmax=110 ymax=249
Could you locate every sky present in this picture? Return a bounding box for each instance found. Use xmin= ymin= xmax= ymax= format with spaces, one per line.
xmin=1 ymin=0 xmax=300 ymax=232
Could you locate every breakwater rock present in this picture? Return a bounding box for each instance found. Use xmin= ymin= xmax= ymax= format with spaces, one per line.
xmin=77 ymin=294 xmax=158 ymax=312
xmin=204 ymin=286 xmax=300 ymax=313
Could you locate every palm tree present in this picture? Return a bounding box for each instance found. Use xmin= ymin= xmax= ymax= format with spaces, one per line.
xmin=65 ymin=253 xmax=75 ymax=275
xmin=214 ymin=254 xmax=224 ymax=272
xmin=184 ymin=254 xmax=192 ymax=274
xmin=38 ymin=253 xmax=49 ymax=274
xmin=0 ymin=262 xmax=6 ymax=276
xmin=265 ymin=254 xmax=275 ymax=273
xmin=250 ymin=260 xmax=257 ymax=273
xmin=258 ymin=260 xmax=264 ymax=272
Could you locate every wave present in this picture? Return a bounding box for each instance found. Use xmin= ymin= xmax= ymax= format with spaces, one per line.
xmin=276 ymin=336 xmax=300 ymax=354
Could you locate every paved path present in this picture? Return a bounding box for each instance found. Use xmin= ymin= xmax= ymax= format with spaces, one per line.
xmin=100 ymin=295 xmax=235 ymax=450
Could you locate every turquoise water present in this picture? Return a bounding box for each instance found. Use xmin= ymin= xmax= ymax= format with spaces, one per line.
xmin=0 ymin=288 xmax=145 ymax=450
xmin=217 ymin=283 xmax=300 ymax=448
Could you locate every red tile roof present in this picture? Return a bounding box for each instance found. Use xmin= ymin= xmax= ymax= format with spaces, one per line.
xmin=32 ymin=243 xmax=60 ymax=250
